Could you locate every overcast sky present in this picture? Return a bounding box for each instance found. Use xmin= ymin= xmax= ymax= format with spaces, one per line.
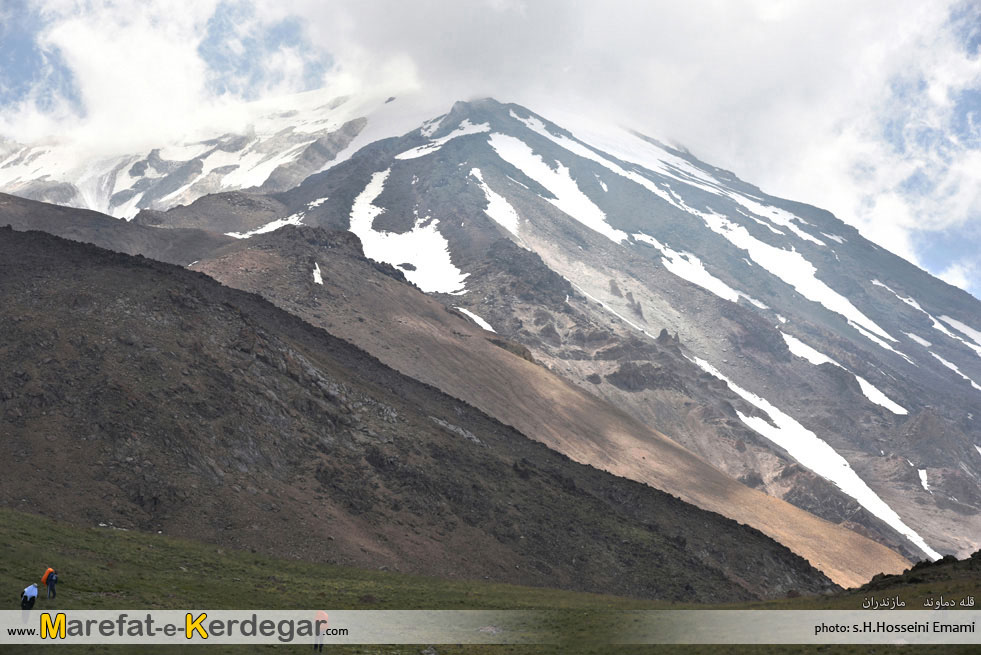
xmin=2 ymin=0 xmax=980 ymax=297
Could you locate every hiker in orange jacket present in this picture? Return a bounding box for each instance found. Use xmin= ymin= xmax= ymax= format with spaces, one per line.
xmin=314 ymin=610 xmax=329 ymax=652
xmin=41 ymin=568 xmax=57 ymax=599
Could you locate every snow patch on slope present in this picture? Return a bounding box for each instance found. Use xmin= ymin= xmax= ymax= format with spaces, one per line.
xmin=511 ymin=112 xmax=906 ymax=355
xmin=488 ymin=133 xmax=628 ymax=243
xmin=782 ymin=332 xmax=835 ymax=366
xmin=519 ymin=111 xmax=826 ymax=249
xmin=470 ymin=168 xmax=521 ymax=239
xmin=930 ymin=352 xmax=981 ymax=392
xmin=420 ymin=114 xmax=444 ymax=137
xmin=349 ymin=169 xmax=468 ymax=294
xmin=871 ymin=280 xmax=924 ymax=312
xmin=906 ymin=332 xmax=932 ymax=347
xmin=850 ymin=324 xmax=917 ymax=366
xmin=725 ymin=193 xmax=826 ymax=246
xmin=939 ymin=316 xmax=981 ymax=350
xmin=872 ymin=282 xmax=981 ymax=358
xmin=395 ymin=120 xmax=490 ymax=160
xmin=312 ymin=92 xmax=451 ymax=174
xmin=226 ymin=211 xmax=305 ymax=239
xmin=691 ymin=357 xmax=938 ymax=560
xmin=781 ymin=333 xmax=908 ymax=415
xmin=853 ymin=377 xmax=908 ymax=416
xmin=509 ymin=110 xmax=684 ymax=212
xmin=535 ymin=113 xmax=721 ymax=192
xmin=695 ymin=210 xmax=897 ymax=347
xmin=455 ymin=307 xmax=496 ymax=332
xmin=918 ymin=469 xmax=931 ymax=493
xmin=312 ymin=262 xmax=323 ymax=285
xmin=633 ymin=233 xmax=765 ymax=308
xmin=227 ymin=140 xmax=314 ymax=190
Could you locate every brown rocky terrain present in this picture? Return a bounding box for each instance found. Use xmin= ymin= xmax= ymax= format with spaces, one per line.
xmin=1 ymin=191 xmax=917 ymax=587
xmin=133 ymin=190 xmax=288 ymax=235
xmin=189 ymin=225 xmax=913 ymax=588
xmin=0 ymin=226 xmax=842 ymax=602
xmin=0 ymin=192 xmax=233 ymax=265
xmin=5 ymin=97 xmax=978 ymax=576
xmin=259 ymin=99 xmax=979 ymax=563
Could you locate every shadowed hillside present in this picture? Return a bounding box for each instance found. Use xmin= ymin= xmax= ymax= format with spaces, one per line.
xmin=0 ymin=227 xmax=838 ymax=602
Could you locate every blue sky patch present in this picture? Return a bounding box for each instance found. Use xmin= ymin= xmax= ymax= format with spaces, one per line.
xmin=198 ymin=0 xmax=331 ymax=99
xmin=917 ymin=224 xmax=981 ymax=295
xmin=0 ymin=0 xmax=82 ymax=114
xmin=949 ymin=0 xmax=981 ymax=56
xmin=951 ymin=88 xmax=981 ymax=148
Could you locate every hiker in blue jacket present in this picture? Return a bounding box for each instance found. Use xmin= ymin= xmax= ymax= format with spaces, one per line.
xmin=46 ymin=570 xmax=58 ymax=599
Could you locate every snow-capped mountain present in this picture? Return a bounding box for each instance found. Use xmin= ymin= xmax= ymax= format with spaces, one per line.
xmin=5 ymin=95 xmax=980 ymax=573
xmin=0 ymin=90 xmax=444 ymax=218
xmin=0 ymin=193 xmax=910 ymax=588
xmin=217 ymin=98 xmax=980 ymax=562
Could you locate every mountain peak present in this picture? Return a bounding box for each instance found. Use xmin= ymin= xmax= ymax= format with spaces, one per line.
xmin=4 ymin=92 xmax=979 ymax=580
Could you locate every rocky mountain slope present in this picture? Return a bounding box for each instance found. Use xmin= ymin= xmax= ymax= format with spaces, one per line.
xmin=232 ymin=98 xmax=975 ymax=564
xmin=1 ymin=196 xmax=912 ymax=588
xmin=5 ymin=94 xmax=978 ymax=581
xmin=0 ymin=226 xmax=843 ymax=601
xmin=0 ymin=193 xmax=233 ymax=265
xmin=188 ymin=224 xmax=915 ymax=588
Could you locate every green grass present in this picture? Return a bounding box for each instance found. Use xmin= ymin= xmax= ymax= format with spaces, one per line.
xmin=0 ymin=508 xmax=976 ymax=654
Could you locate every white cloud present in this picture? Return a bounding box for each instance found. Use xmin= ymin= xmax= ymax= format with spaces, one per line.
xmin=1 ymin=0 xmax=979 ymax=294
xmin=43 ymin=3 xmax=216 ymax=148
xmin=939 ymin=259 xmax=978 ymax=291
xmin=1 ymin=0 xmax=336 ymax=152
xmin=0 ymin=0 xmax=222 ymax=150
xmin=271 ymin=0 xmax=981 ymax=283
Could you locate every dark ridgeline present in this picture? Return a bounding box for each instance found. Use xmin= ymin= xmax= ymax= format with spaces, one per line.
xmin=0 ymin=226 xmax=837 ymax=602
